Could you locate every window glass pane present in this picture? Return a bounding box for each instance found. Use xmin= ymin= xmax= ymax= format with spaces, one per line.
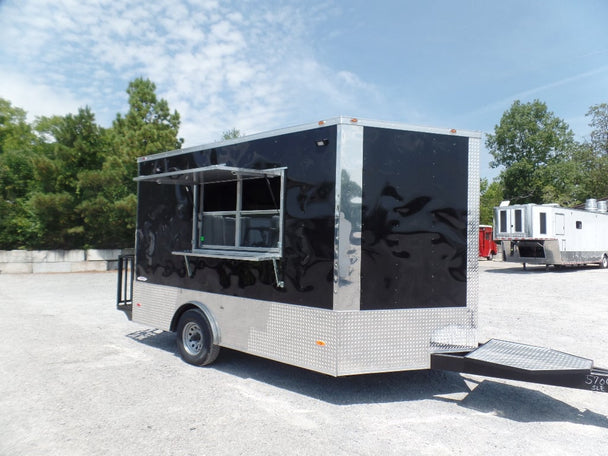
xmin=242 ymin=177 xmax=280 ymax=210
xmin=203 ymin=181 xmax=237 ymax=211
xmin=240 ymin=214 xmax=280 ymax=248
xmin=539 ymin=212 xmax=546 ymax=234
xmin=576 ymin=221 xmax=582 ymax=229
xmin=514 ymin=209 xmax=522 ymax=232
xmin=500 ymin=211 xmax=507 ymax=232
xmin=201 ymin=214 xmax=236 ymax=246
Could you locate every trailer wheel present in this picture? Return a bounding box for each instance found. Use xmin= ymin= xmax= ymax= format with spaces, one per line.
xmin=176 ymin=309 xmax=220 ymax=366
xmin=601 ymin=255 xmax=608 ymax=269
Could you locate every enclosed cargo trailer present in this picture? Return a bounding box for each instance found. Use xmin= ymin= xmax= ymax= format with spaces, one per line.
xmin=117 ymin=117 xmax=608 ymax=393
xmin=494 ymin=202 xmax=608 ymax=269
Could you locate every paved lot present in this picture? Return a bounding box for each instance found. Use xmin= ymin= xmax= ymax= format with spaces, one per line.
xmin=1 ymin=261 xmax=608 ymax=455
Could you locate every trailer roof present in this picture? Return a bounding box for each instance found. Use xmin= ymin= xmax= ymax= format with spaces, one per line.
xmin=137 ymin=116 xmax=482 ymax=163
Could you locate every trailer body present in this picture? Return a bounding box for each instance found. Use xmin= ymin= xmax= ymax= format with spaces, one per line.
xmin=478 ymin=225 xmax=498 ymax=260
xmin=130 ymin=117 xmax=481 ymax=376
xmin=119 ymin=117 xmax=608 ymax=392
xmin=494 ymin=202 xmax=608 ymax=268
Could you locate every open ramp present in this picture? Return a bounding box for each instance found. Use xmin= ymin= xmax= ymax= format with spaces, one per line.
xmin=432 ymin=339 xmax=608 ymax=392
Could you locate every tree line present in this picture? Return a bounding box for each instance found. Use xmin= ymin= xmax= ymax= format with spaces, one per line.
xmin=480 ymin=100 xmax=608 ymax=225
xmin=1 ymin=81 xmax=606 ymax=249
xmin=0 ymin=78 xmax=182 ymax=249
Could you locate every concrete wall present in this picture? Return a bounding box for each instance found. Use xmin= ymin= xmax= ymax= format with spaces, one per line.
xmin=0 ymin=249 xmax=129 ymax=273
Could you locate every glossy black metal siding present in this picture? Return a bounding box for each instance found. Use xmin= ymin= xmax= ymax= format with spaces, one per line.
xmin=360 ymin=127 xmax=469 ymax=309
xmin=136 ymin=126 xmax=337 ymax=309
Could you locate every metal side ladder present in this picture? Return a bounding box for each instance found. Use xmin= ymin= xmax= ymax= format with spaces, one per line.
xmin=432 ymin=339 xmax=608 ymax=393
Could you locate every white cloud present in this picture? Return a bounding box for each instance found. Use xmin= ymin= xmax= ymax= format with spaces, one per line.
xmin=0 ymin=0 xmax=382 ymax=142
xmin=0 ymin=69 xmax=83 ymax=120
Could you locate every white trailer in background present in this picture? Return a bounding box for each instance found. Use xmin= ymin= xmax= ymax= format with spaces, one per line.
xmin=493 ymin=200 xmax=608 ymax=269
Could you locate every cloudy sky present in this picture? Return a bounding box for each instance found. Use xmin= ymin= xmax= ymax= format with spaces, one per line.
xmin=1 ymin=0 xmax=607 ymax=178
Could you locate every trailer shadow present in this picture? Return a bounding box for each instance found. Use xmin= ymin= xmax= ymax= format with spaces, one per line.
xmin=448 ymin=378 xmax=608 ymax=428
xmin=212 ymin=348 xmax=470 ymax=405
xmin=126 ymin=328 xmax=175 ymax=351
xmin=125 ymin=330 xmax=608 ymax=427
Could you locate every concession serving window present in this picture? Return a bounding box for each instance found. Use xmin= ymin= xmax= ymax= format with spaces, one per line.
xmin=135 ymin=164 xmax=286 ymax=284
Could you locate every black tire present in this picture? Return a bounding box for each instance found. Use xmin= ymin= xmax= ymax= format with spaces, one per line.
xmin=601 ymin=255 xmax=608 ymax=269
xmin=176 ymin=309 xmax=220 ymax=366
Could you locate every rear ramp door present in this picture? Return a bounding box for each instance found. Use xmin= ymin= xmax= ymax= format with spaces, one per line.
xmin=432 ymin=339 xmax=608 ymax=392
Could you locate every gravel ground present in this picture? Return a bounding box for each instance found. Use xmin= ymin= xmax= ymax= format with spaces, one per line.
xmin=1 ymin=261 xmax=608 ymax=456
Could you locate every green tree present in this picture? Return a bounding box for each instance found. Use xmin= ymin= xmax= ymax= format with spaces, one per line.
xmin=0 ymin=98 xmax=39 ymax=248
xmin=113 ymin=77 xmax=183 ymax=161
xmin=587 ymin=103 xmax=608 ymax=156
xmin=0 ymin=79 xmax=183 ymax=250
xmin=486 ymin=100 xmax=575 ymax=204
xmin=0 ymin=98 xmax=33 ymax=154
xmin=78 ymin=78 xmax=183 ymax=248
xmin=18 ymin=107 xmax=110 ymax=248
xmin=574 ymin=104 xmax=608 ymax=199
xmin=221 ymin=128 xmax=241 ymax=140
xmin=479 ymin=178 xmax=504 ymax=225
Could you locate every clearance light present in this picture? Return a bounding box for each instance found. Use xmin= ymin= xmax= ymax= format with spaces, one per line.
xmin=350 ymin=118 xmax=358 ymax=123
xmin=318 ymin=120 xmax=326 ymax=125
xmin=449 ymin=128 xmax=457 ymax=134
xmin=316 ymin=340 xmax=326 ymax=347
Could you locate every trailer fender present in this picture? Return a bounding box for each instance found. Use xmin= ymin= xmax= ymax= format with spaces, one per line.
xmin=171 ymin=301 xmax=221 ymax=347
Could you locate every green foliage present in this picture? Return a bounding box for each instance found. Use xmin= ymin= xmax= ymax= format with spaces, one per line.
xmin=221 ymin=128 xmax=241 ymax=140
xmin=487 ymin=100 xmax=574 ymax=169
xmin=114 ymin=77 xmax=183 ymax=158
xmin=587 ymin=103 xmax=608 ymax=156
xmin=486 ymin=100 xmax=577 ymax=205
xmin=0 ymin=78 xmax=182 ymax=249
xmin=479 ymin=178 xmax=504 ymax=225
xmin=0 ymin=99 xmax=34 ymax=154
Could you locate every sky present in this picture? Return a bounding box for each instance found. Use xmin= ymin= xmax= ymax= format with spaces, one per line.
xmin=1 ymin=0 xmax=607 ymax=179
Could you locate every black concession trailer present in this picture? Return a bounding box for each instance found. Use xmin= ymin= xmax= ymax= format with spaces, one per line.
xmin=118 ymin=117 xmax=608 ymax=393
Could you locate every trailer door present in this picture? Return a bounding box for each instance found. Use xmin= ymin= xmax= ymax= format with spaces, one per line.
xmin=555 ymin=213 xmax=565 ymax=235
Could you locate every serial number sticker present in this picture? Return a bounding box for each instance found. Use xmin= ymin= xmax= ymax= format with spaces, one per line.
xmin=585 ymin=375 xmax=608 ymax=392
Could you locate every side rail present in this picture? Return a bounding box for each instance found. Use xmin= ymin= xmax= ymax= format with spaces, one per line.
xmin=116 ymin=253 xmax=134 ymax=320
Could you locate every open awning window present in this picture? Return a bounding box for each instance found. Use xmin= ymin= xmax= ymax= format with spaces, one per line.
xmin=136 ymin=163 xmax=286 ymax=285
xmin=134 ymin=164 xmax=285 ymax=185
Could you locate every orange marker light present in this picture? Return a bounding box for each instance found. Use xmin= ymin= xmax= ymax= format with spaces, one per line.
xmin=316 ymin=340 xmax=326 ymax=347
xmin=449 ymin=128 xmax=457 ymax=134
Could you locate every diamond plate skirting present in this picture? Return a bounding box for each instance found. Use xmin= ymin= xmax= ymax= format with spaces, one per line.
xmin=467 ymin=339 xmax=593 ymax=372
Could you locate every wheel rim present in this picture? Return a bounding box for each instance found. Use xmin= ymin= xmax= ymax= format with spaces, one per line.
xmin=183 ymin=321 xmax=204 ymax=355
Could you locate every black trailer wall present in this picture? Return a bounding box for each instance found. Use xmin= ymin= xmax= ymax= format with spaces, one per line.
xmin=136 ymin=126 xmax=337 ymax=309
xmin=360 ymin=127 xmax=469 ymax=309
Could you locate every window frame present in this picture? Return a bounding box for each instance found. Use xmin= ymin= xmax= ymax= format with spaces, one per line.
xmin=195 ymin=174 xmax=284 ymax=255
xmin=135 ymin=164 xmax=286 ymax=261
xmin=539 ymin=212 xmax=547 ymax=235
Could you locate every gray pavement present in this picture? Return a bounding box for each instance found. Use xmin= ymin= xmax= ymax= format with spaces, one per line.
xmin=1 ymin=261 xmax=608 ymax=455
